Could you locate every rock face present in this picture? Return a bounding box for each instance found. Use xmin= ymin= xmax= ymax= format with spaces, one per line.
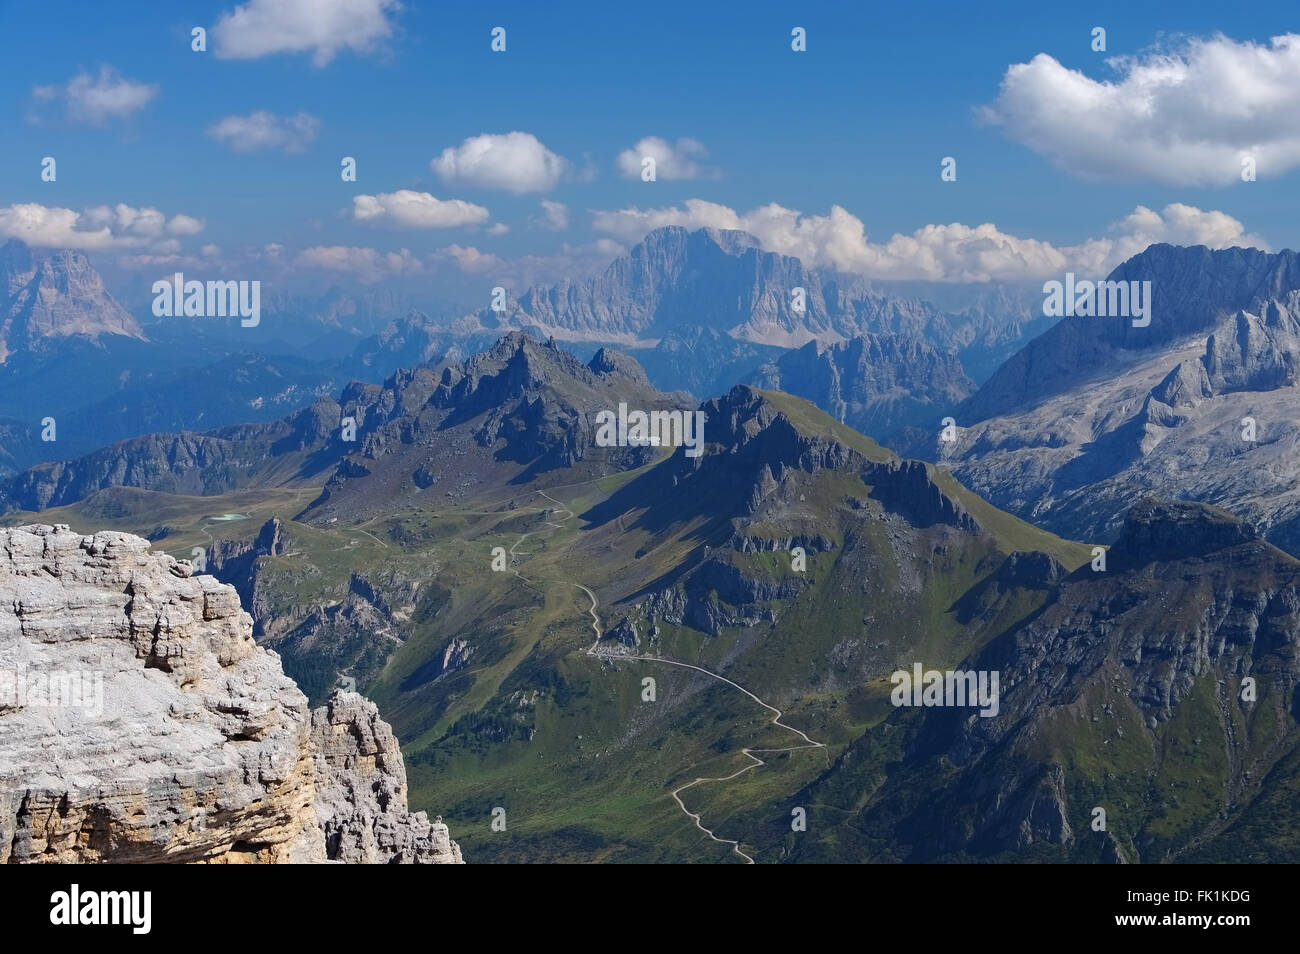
xmin=310 ymin=692 xmax=462 ymax=864
xmin=463 ymin=226 xmax=991 ymax=349
xmin=1112 ymin=497 xmax=1260 ymax=564
xmin=934 ymin=244 xmax=1300 ymax=557
xmin=746 ymin=333 xmax=974 ymax=440
xmin=0 ymin=239 xmax=144 ymax=363
xmin=0 ymin=524 xmax=462 ymax=864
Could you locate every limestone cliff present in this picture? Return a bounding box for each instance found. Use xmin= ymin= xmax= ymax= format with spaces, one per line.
xmin=0 ymin=523 xmax=461 ymax=864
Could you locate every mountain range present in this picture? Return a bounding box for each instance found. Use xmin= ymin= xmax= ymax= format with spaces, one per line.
xmin=929 ymin=244 xmax=1300 ymax=557
xmin=456 ymin=226 xmax=1048 ymax=397
xmin=7 ymin=325 xmax=1297 ymax=863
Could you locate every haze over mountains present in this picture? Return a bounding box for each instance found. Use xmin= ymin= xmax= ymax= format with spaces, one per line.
xmin=0 ymin=240 xmax=480 ymax=473
xmin=0 ymin=227 xmax=1041 ymax=475
xmin=459 ymin=225 xmax=1048 ymax=396
xmin=746 ymin=333 xmax=975 ymax=442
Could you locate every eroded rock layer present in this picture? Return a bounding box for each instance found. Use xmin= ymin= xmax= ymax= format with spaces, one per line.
xmin=0 ymin=524 xmax=460 ymax=864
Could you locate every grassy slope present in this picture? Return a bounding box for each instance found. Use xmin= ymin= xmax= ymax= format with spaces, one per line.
xmin=3 ymin=390 xmax=1114 ymax=863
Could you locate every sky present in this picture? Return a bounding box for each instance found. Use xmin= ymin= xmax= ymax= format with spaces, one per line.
xmin=1 ymin=0 xmax=1298 ymax=307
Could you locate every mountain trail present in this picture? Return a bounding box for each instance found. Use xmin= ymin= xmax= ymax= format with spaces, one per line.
xmin=505 ymin=487 xmax=826 ymax=864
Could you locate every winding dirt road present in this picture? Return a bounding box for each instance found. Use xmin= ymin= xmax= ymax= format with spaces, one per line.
xmin=505 ymin=488 xmax=826 ymax=863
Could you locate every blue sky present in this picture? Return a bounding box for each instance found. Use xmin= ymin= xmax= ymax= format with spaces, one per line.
xmin=2 ymin=0 xmax=1297 ymax=301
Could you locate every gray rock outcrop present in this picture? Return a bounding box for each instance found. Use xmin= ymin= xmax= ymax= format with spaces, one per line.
xmin=936 ymin=244 xmax=1300 ymax=557
xmin=0 ymin=523 xmax=461 ymax=864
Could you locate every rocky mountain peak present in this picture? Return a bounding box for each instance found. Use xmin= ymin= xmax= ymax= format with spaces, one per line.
xmin=747 ymin=332 xmax=975 ymax=440
xmin=587 ymin=346 xmax=652 ymax=387
xmin=434 ymin=330 xmax=589 ymax=404
xmin=0 ymin=240 xmax=144 ymax=362
xmin=1113 ymin=497 xmax=1261 ymax=563
xmin=1102 ymin=243 xmax=1300 ymax=350
xmin=963 ymin=242 xmax=1295 ymax=421
xmin=462 ymin=226 xmax=955 ymax=349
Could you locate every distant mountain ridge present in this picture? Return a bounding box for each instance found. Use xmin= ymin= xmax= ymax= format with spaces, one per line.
xmin=0 ymin=239 xmax=143 ymax=362
xmin=0 ymin=330 xmax=684 ymax=518
xmin=934 ymin=243 xmax=1300 ymax=556
xmin=964 ymin=244 xmax=1300 ymax=421
xmin=463 ymin=226 xmax=1018 ymax=353
xmin=745 ymin=333 xmax=974 ymax=441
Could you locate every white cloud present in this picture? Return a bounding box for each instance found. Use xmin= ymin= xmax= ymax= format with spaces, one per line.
xmin=350 ymin=190 xmax=490 ymax=229
xmin=117 ymin=252 xmax=200 ymax=269
xmin=212 ymin=0 xmax=400 ymax=66
xmin=537 ymin=200 xmax=569 ymax=230
xmin=31 ymin=66 xmax=158 ymax=125
xmin=1068 ymin=203 xmax=1270 ymax=273
xmin=82 ymin=204 xmax=205 ymax=240
xmin=201 ymin=244 xmax=223 ymax=257
xmin=432 ymin=132 xmax=569 ymax=193
xmin=0 ymin=203 xmax=203 ymax=251
xmin=616 ymin=136 xmax=711 ymax=180
xmin=433 ymin=245 xmax=501 ymax=273
xmin=207 ymin=111 xmax=321 ymax=154
xmin=296 ymin=245 xmax=423 ymax=282
xmin=166 ymin=214 xmax=206 ymax=236
xmin=591 ymin=199 xmax=1267 ymax=281
xmin=487 ymin=222 xmax=510 ymax=236
xmin=591 ymin=199 xmax=742 ymax=241
xmin=588 ymin=238 xmax=627 ymax=258
xmin=981 ymin=33 xmax=1300 ymax=185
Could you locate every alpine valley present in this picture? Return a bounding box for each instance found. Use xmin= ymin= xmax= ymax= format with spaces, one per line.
xmin=7 ymin=291 xmax=1300 ymax=862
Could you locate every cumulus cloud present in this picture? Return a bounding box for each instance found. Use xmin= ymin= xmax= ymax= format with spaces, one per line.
xmin=349 ymin=190 xmax=490 ymax=229
xmin=433 ymin=245 xmax=502 ymax=273
xmin=616 ymin=136 xmax=711 ymax=180
xmin=537 ymin=200 xmax=569 ymax=230
xmin=591 ymin=199 xmax=1267 ymax=281
xmin=0 ymin=202 xmax=204 ymax=251
xmin=1068 ymin=203 xmax=1270 ymax=273
xmin=207 ymin=111 xmax=321 ymax=154
xmin=296 ymin=245 xmax=422 ymax=282
xmin=30 ymin=66 xmax=158 ymax=125
xmin=981 ymin=33 xmax=1300 ymax=186
xmin=165 ymin=214 xmax=206 ymax=236
xmin=212 ymin=0 xmax=400 ymax=66
xmin=432 ymin=132 xmax=569 ymax=193
xmin=592 ymin=199 xmax=741 ymax=242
